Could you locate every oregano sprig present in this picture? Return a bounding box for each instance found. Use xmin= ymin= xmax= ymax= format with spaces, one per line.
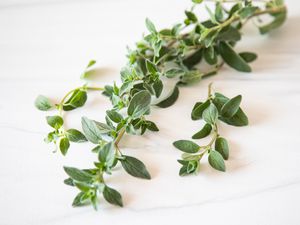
xmin=35 ymin=0 xmax=286 ymax=209
xmin=173 ymin=83 xmax=248 ymax=175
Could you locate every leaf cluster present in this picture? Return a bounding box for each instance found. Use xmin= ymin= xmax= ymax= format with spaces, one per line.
xmin=173 ymin=84 xmax=248 ymax=175
xmin=34 ymin=0 xmax=286 ymax=209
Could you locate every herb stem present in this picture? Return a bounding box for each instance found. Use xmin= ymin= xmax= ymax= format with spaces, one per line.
xmin=199 ymin=126 xmax=219 ymax=155
xmin=208 ymin=82 xmax=213 ymax=98
xmin=86 ymin=87 xmax=104 ymax=91
xmin=114 ymin=128 xmax=126 ymax=156
xmin=97 ymin=170 xmax=104 ymax=183
xmin=207 ymin=126 xmax=218 ymax=147
xmin=115 ymin=128 xmax=126 ymax=146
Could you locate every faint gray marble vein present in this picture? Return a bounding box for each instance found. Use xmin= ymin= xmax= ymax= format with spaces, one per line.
xmin=126 ymin=178 xmax=300 ymax=212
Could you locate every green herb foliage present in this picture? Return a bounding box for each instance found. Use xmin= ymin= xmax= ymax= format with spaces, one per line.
xmin=35 ymin=0 xmax=286 ymax=209
xmin=173 ymin=84 xmax=248 ymax=175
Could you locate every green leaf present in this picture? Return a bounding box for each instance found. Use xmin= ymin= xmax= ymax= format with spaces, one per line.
xmin=229 ymin=3 xmax=242 ymax=17
xmin=153 ymin=40 xmax=162 ymax=57
xmin=156 ymin=86 xmax=179 ymax=108
xmin=146 ymin=120 xmax=159 ymax=132
xmin=208 ymin=151 xmax=226 ymax=172
xmin=216 ymin=26 xmax=241 ymax=42
xmin=213 ymin=93 xmax=248 ymax=126
xmin=215 ymin=137 xmax=229 ymax=160
xmin=146 ymin=60 xmax=158 ymax=75
xmin=86 ymin=60 xmax=96 ymax=68
xmin=34 ymin=95 xmax=53 ymax=111
xmin=202 ymin=103 xmax=218 ymax=125
xmin=165 ymin=68 xmax=185 ymax=78
xmin=102 ymin=85 xmax=114 ymax=98
xmin=63 ymin=166 xmax=93 ymax=182
xmin=192 ymin=0 xmax=203 ymax=4
xmin=63 ymin=89 xmax=87 ymax=111
xmin=98 ymin=142 xmax=115 ymax=168
xmin=185 ymin=10 xmax=198 ymax=23
xmin=106 ymin=110 xmax=123 ymax=123
xmin=143 ymin=83 xmax=155 ymax=95
xmin=46 ymin=115 xmax=63 ymax=129
xmin=212 ymin=92 xmax=229 ymax=110
xmin=120 ymin=155 xmax=151 ymax=179
xmin=66 ymin=129 xmax=87 ymax=143
xmin=191 ymin=100 xmax=210 ymax=120
xmin=178 ymin=160 xmax=199 ymax=176
xmin=179 ymin=165 xmax=188 ymax=176
xmin=90 ymin=193 xmax=98 ymax=210
xmin=145 ymin=18 xmax=157 ymax=34
xmin=221 ymin=95 xmax=242 ymax=118
xmin=219 ymin=42 xmax=251 ymax=72
xmin=192 ymin=123 xmax=212 ymax=139
xmin=183 ymin=49 xmax=203 ymax=69
xmin=171 ymin=23 xmax=181 ymax=36
xmin=120 ymin=81 xmax=134 ymax=95
xmin=125 ymin=123 xmax=137 ymax=135
xmin=220 ymin=108 xmax=249 ymax=126
xmin=187 ymin=160 xmax=199 ymax=174
xmin=239 ymin=52 xmax=257 ymax=63
xmin=81 ymin=60 xmax=96 ymax=79
xmin=204 ymin=46 xmax=217 ymax=65
xmin=180 ymin=70 xmax=202 ymax=84
xmin=173 ymin=140 xmax=200 ymax=153
xmin=205 ymin=5 xmax=218 ymax=24
xmin=81 ymin=117 xmax=106 ymax=144
xmin=215 ymin=2 xmax=223 ymax=21
xmin=153 ymin=79 xmax=163 ymax=98
xmin=59 ymin=137 xmax=70 ymax=155
xmin=94 ymin=121 xmax=111 ymax=133
xmin=103 ymin=185 xmax=123 ymax=207
xmin=72 ymin=192 xmax=86 ymax=207
xmin=159 ymin=29 xmax=173 ymax=36
xmin=238 ymin=6 xmax=258 ymax=19
xmin=259 ymin=10 xmax=286 ymax=34
xmin=75 ymin=181 xmax=94 ymax=193
xmin=44 ymin=131 xmax=56 ymax=143
xmin=64 ymin=178 xmax=74 ymax=186
xmin=127 ymin=90 xmax=151 ymax=119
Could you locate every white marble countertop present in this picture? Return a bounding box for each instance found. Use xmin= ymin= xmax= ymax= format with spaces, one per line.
xmin=1 ymin=0 xmax=300 ymax=224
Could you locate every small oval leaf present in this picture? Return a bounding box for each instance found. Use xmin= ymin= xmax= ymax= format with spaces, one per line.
xmin=219 ymin=42 xmax=251 ymax=72
xmin=239 ymin=52 xmax=257 ymax=63
xmin=63 ymin=166 xmax=93 ymax=182
xmin=208 ymin=151 xmax=226 ymax=172
xmin=35 ymin=95 xmax=53 ymax=111
xmin=202 ymin=103 xmax=218 ymax=125
xmin=127 ymin=90 xmax=151 ymax=118
xmin=156 ymin=86 xmax=179 ymax=108
xmin=215 ymin=137 xmax=229 ymax=160
xmin=66 ymin=129 xmax=87 ymax=143
xmin=59 ymin=137 xmax=70 ymax=155
xmin=103 ymin=185 xmax=123 ymax=207
xmin=191 ymin=100 xmax=210 ymax=120
xmin=46 ymin=115 xmax=63 ymax=129
xmin=120 ymin=155 xmax=151 ymax=179
xmin=221 ymin=95 xmax=242 ymax=118
xmin=192 ymin=123 xmax=212 ymax=139
xmin=173 ymin=140 xmax=200 ymax=153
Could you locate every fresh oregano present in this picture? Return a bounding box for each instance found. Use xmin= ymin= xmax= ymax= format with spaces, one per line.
xmin=35 ymin=0 xmax=287 ymax=209
xmin=173 ymin=83 xmax=248 ymax=175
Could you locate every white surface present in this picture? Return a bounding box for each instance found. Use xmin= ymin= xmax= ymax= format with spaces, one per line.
xmin=1 ymin=0 xmax=300 ymax=225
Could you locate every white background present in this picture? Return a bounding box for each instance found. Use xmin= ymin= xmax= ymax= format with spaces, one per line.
xmin=0 ymin=0 xmax=300 ymax=224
